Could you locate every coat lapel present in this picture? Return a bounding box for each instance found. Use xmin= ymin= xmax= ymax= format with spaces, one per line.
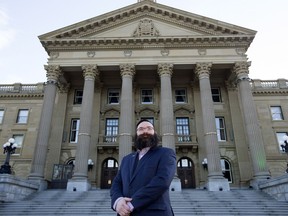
xmin=129 ymin=148 xmax=156 ymax=184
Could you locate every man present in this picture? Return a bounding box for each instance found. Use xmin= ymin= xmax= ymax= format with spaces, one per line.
xmin=110 ymin=119 xmax=176 ymax=216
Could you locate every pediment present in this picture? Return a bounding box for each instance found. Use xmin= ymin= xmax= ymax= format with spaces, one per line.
xmin=39 ymin=1 xmax=256 ymax=52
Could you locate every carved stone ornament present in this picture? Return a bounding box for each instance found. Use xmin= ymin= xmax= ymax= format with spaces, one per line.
xmin=157 ymin=63 xmax=173 ymax=76
xmin=124 ymin=50 xmax=132 ymax=57
xmin=49 ymin=52 xmax=59 ymax=59
xmin=87 ymin=51 xmax=96 ymax=58
xmin=120 ymin=64 xmax=136 ymax=77
xmin=233 ymin=61 xmax=251 ymax=81
xmin=195 ymin=63 xmax=212 ymax=78
xmin=235 ymin=48 xmax=246 ymax=56
xmin=161 ymin=49 xmax=169 ymax=56
xmin=44 ymin=65 xmax=62 ymax=83
xmin=198 ymin=49 xmax=207 ymax=56
xmin=82 ymin=65 xmax=99 ymax=80
xmin=133 ymin=19 xmax=160 ymax=37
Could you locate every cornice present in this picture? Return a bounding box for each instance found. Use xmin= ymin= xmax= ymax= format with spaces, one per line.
xmin=0 ymin=94 xmax=44 ymax=98
xmin=41 ymin=35 xmax=254 ymax=53
xmin=252 ymin=89 xmax=288 ymax=95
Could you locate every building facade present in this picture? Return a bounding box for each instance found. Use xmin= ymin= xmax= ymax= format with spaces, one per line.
xmin=1 ymin=0 xmax=288 ymax=190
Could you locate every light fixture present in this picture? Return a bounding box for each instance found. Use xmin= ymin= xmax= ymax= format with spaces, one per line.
xmin=202 ymin=158 xmax=208 ymax=170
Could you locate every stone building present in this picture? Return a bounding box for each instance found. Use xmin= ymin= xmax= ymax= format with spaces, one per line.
xmin=0 ymin=0 xmax=288 ymax=191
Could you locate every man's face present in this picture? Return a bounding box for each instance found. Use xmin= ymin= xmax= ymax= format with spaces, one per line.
xmin=135 ymin=121 xmax=157 ymax=150
xmin=136 ymin=121 xmax=154 ymax=136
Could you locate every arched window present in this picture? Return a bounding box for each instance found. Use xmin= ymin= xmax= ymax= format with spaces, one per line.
xmin=221 ymin=159 xmax=232 ymax=183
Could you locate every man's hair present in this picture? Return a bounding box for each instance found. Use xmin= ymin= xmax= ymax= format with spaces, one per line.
xmin=136 ymin=119 xmax=153 ymax=128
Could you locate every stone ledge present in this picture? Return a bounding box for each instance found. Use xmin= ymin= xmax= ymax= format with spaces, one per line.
xmin=0 ymin=174 xmax=39 ymax=202
xmin=258 ymin=175 xmax=288 ymax=201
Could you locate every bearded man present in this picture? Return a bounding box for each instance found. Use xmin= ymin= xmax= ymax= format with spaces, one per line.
xmin=110 ymin=119 xmax=176 ymax=216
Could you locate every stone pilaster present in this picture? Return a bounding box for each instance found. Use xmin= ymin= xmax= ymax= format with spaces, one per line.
xmin=67 ymin=65 xmax=99 ymax=191
xmin=118 ymin=64 xmax=136 ymax=163
xmin=28 ymin=65 xmax=62 ymax=189
xmin=233 ymin=62 xmax=270 ymax=187
xmin=195 ymin=62 xmax=229 ymax=191
xmin=157 ymin=63 xmax=175 ymax=150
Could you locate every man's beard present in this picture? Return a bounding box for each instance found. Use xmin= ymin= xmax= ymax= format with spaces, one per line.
xmin=134 ymin=133 xmax=158 ymax=150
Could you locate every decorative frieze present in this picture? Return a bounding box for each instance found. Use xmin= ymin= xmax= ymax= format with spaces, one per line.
xmin=87 ymin=51 xmax=95 ymax=58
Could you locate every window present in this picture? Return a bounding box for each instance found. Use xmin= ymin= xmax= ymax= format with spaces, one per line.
xmin=70 ymin=119 xmax=80 ymax=143
xmin=175 ymin=89 xmax=187 ymax=103
xmin=215 ymin=117 xmax=227 ymax=141
xmin=108 ymin=89 xmax=120 ymax=104
xmin=270 ymin=106 xmax=284 ymax=120
xmin=221 ymin=159 xmax=232 ymax=183
xmin=74 ymin=90 xmax=83 ymax=104
xmin=141 ymin=89 xmax=153 ymax=104
xmin=16 ymin=109 xmax=29 ymax=124
xmin=12 ymin=134 xmax=24 ymax=155
xmin=105 ymin=119 xmax=119 ymax=142
xmin=211 ymin=88 xmax=221 ymax=102
xmin=0 ymin=109 xmax=4 ymax=124
xmin=276 ymin=132 xmax=288 ymax=152
xmin=176 ymin=117 xmax=191 ymax=142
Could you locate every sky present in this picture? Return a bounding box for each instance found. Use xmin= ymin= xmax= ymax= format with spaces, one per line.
xmin=0 ymin=0 xmax=287 ymax=84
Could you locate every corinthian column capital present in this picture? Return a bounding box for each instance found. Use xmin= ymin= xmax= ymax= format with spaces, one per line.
xmin=232 ymin=61 xmax=251 ymax=81
xmin=195 ymin=62 xmax=212 ymax=79
xmin=157 ymin=63 xmax=173 ymax=76
xmin=120 ymin=64 xmax=136 ymax=77
xmin=82 ymin=65 xmax=99 ymax=80
xmin=44 ymin=65 xmax=62 ymax=84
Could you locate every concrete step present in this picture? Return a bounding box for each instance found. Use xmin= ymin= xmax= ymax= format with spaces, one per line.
xmin=0 ymin=189 xmax=288 ymax=216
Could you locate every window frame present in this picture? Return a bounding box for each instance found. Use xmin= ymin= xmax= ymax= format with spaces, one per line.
xmin=276 ymin=132 xmax=288 ymax=153
xmin=0 ymin=109 xmax=4 ymax=124
xmin=175 ymin=89 xmax=187 ymax=104
xmin=107 ymin=89 xmax=120 ymax=105
xmin=211 ymin=88 xmax=222 ymax=103
xmin=176 ymin=117 xmax=191 ymax=142
xmin=69 ymin=118 xmax=80 ymax=143
xmin=141 ymin=89 xmax=153 ymax=104
xmin=105 ymin=118 xmax=119 ymax=143
xmin=221 ymin=159 xmax=233 ymax=183
xmin=215 ymin=117 xmax=227 ymax=142
xmin=270 ymin=106 xmax=284 ymax=120
xmin=12 ymin=134 xmax=24 ymax=155
xmin=16 ymin=109 xmax=29 ymax=124
xmin=74 ymin=89 xmax=83 ymax=105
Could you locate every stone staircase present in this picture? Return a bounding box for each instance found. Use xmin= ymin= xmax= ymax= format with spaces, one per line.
xmin=0 ymin=189 xmax=288 ymax=215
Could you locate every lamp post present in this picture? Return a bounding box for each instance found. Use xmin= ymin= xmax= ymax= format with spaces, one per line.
xmin=280 ymin=134 xmax=288 ymax=173
xmin=0 ymin=138 xmax=17 ymax=174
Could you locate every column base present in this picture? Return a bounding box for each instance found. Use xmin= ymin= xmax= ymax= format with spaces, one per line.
xmin=67 ymin=178 xmax=91 ymax=191
xmin=170 ymin=176 xmax=182 ymax=192
xmin=206 ymin=177 xmax=230 ymax=191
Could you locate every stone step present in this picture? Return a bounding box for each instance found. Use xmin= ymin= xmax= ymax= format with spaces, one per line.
xmin=1 ymin=189 xmax=288 ymax=216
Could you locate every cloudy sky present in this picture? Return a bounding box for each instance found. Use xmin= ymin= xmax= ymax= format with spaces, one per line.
xmin=0 ymin=0 xmax=287 ymax=84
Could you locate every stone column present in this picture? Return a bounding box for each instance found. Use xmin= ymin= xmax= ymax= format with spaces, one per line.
xmin=233 ymin=62 xmax=270 ymax=187
xmin=67 ymin=65 xmax=99 ymax=191
xmin=157 ymin=63 xmax=175 ymax=150
xmin=195 ymin=63 xmax=229 ymax=191
xmin=118 ymin=64 xmax=135 ymax=163
xmin=28 ymin=65 xmax=62 ymax=190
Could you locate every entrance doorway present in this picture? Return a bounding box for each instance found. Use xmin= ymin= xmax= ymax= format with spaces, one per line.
xmin=101 ymin=158 xmax=118 ymax=189
xmin=177 ymin=157 xmax=195 ymax=188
